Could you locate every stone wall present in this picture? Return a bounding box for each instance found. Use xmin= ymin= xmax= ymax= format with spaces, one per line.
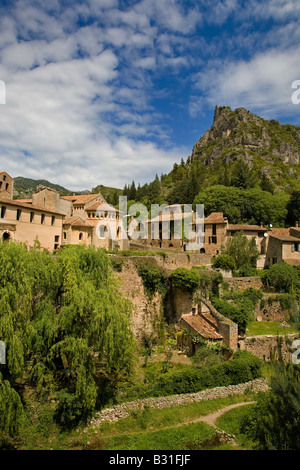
xmin=255 ymin=297 xmax=290 ymax=322
xmin=200 ymin=296 xmax=238 ymax=350
xmin=89 ymin=378 xmax=268 ymax=426
xmin=239 ymin=333 xmax=298 ymax=361
xmin=226 ymin=276 xmax=263 ymax=291
xmin=114 ymin=257 xmax=165 ymax=342
xmin=154 ymin=252 xmax=213 ymax=272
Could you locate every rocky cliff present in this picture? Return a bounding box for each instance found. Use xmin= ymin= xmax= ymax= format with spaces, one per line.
xmin=187 ymin=106 xmax=300 ymax=189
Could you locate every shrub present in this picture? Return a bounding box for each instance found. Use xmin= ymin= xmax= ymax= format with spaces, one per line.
xmin=137 ymin=261 xmax=168 ymax=299
xmin=151 ymin=352 xmax=263 ymax=396
xmin=212 ymin=254 xmax=236 ymax=271
xmin=170 ymin=268 xmax=201 ymax=292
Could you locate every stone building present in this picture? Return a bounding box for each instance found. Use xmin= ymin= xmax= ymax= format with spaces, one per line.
xmin=132 ymin=207 xmax=268 ymax=261
xmin=263 ymin=227 xmax=300 ymax=267
xmin=0 ymin=172 xmax=129 ymax=252
xmin=0 ymin=173 xmax=65 ymax=251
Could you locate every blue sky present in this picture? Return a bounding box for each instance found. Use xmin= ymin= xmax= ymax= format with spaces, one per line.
xmin=0 ymin=0 xmax=300 ymax=191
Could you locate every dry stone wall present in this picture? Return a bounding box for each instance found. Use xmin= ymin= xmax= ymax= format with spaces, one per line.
xmin=89 ymin=378 xmax=268 ymax=427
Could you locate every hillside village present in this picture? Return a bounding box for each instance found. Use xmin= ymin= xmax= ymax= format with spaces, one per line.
xmin=1 ymin=167 xmax=299 ymax=357
xmin=1 ymin=106 xmax=300 ymax=450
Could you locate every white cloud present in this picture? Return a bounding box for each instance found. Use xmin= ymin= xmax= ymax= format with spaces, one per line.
xmin=193 ymin=47 xmax=300 ymax=120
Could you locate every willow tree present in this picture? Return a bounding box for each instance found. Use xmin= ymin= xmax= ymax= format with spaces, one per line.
xmin=29 ymin=245 xmax=136 ymax=427
xmin=0 ymin=242 xmax=136 ymax=434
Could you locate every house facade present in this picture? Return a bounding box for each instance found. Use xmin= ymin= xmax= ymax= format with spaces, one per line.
xmin=0 ymin=172 xmax=129 ymax=252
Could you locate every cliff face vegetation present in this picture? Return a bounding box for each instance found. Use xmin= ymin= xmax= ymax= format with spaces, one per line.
xmin=187 ymin=105 xmax=300 ymax=192
xmin=122 ymin=105 xmax=300 ymax=214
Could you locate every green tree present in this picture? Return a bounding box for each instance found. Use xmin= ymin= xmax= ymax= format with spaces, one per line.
xmin=0 ymin=242 xmax=136 ymax=434
xmin=241 ymin=344 xmax=300 ymax=449
xmin=286 ymin=190 xmax=300 ymax=227
xmin=212 ymin=254 xmax=236 ymax=271
xmin=261 ymin=262 xmax=299 ymax=294
xmin=230 ymin=160 xmax=256 ymax=189
xmin=224 ymin=231 xmax=259 ymax=275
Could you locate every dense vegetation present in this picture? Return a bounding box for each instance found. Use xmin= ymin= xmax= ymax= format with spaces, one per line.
xmin=121 ymin=107 xmax=300 ymax=228
xmin=0 ymin=242 xmax=135 ymax=446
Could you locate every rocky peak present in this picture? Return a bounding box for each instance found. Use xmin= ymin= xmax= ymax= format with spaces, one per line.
xmin=189 ymin=105 xmax=300 ymax=169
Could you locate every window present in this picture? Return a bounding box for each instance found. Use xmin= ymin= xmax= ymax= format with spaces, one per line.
xmin=51 ymin=216 xmax=55 ymax=226
xmin=30 ymin=211 xmax=34 ymax=223
xmin=212 ymin=224 xmax=217 ymax=236
xmin=3 ymin=175 xmax=6 ymax=181
xmin=54 ymin=235 xmax=59 ymax=243
xmin=63 ymin=232 xmax=66 ymax=240
xmin=16 ymin=209 xmax=22 ymax=220
xmin=41 ymin=213 xmax=45 ymax=224
xmin=1 ymin=206 xmax=6 ymax=218
xmin=79 ymin=232 xmax=83 ymax=241
xmin=5 ymin=183 xmax=9 ymax=190
xmin=99 ymin=225 xmax=108 ymax=238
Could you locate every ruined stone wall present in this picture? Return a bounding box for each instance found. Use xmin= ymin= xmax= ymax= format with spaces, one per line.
xmin=239 ymin=334 xmax=298 ymax=361
xmin=226 ymin=276 xmax=263 ymax=291
xmin=255 ymin=298 xmax=290 ymax=322
xmin=200 ymin=296 xmax=238 ymax=350
xmin=113 ymin=257 xmax=165 ymax=343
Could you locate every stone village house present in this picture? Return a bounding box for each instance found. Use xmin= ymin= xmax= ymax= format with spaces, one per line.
xmin=0 ymin=172 xmax=129 ymax=251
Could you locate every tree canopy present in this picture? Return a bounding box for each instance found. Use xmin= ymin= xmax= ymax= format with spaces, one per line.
xmin=0 ymin=242 xmax=136 ymax=437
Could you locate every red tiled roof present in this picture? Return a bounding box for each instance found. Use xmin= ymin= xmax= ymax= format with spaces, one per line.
xmin=228 ymin=224 xmax=267 ymax=231
xmin=87 ymin=202 xmax=119 ymax=212
xmin=63 ymin=216 xmax=93 ymax=228
xmin=283 ymin=259 xmax=300 ymax=266
xmin=269 ymin=228 xmax=300 ymax=242
xmin=61 ymin=194 xmax=102 ymax=205
xmin=204 ymin=212 xmax=227 ymax=224
xmin=181 ymin=314 xmax=222 ymax=340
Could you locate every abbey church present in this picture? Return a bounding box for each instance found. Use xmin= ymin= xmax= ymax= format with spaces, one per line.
xmin=0 ymin=171 xmax=129 ymax=252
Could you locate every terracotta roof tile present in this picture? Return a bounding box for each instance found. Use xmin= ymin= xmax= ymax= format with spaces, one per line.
xmin=269 ymin=228 xmax=300 ymax=242
xmin=228 ymin=224 xmax=267 ymax=231
xmin=204 ymin=212 xmax=227 ymax=224
xmin=61 ymin=194 xmax=102 ymax=205
xmin=284 ymin=259 xmax=300 ymax=266
xmin=63 ymin=216 xmax=93 ymax=228
xmin=87 ymin=202 xmax=119 ymax=212
xmin=181 ymin=314 xmax=222 ymax=340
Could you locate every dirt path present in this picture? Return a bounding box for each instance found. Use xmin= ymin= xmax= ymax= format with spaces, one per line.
xmin=198 ymin=401 xmax=257 ymax=427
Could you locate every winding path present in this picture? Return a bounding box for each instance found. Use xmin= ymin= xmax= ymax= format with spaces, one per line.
xmin=198 ymin=401 xmax=257 ymax=428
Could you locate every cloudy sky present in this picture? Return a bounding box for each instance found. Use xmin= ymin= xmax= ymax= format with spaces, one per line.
xmin=0 ymin=0 xmax=300 ymax=191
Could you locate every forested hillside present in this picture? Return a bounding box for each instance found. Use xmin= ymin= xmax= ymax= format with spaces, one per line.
xmin=122 ymin=106 xmax=300 ymax=227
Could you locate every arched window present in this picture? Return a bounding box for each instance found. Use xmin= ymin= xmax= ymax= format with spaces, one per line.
xmin=99 ymin=225 xmax=108 ymax=238
xmin=2 ymin=232 xmax=10 ymax=242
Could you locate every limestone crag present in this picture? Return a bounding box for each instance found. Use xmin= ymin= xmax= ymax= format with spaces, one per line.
xmin=188 ymin=105 xmax=300 ymax=171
